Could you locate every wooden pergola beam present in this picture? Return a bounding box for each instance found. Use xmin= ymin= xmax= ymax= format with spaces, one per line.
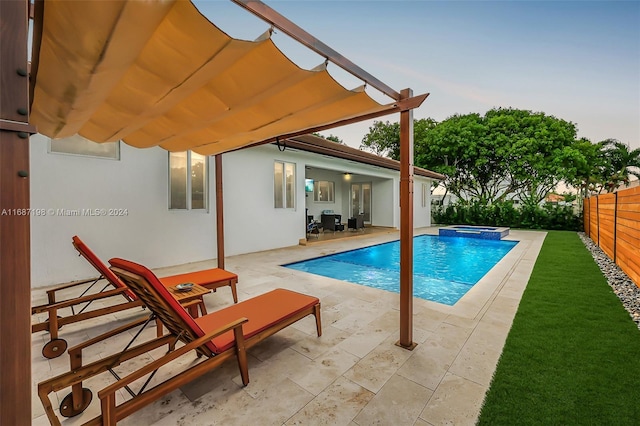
xmin=231 ymin=0 xmax=402 ymax=101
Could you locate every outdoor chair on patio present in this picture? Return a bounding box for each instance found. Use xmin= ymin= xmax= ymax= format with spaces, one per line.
xmin=307 ymin=216 xmax=321 ymax=238
xmin=31 ymin=235 xmax=239 ymax=358
xmin=37 ymin=257 xmax=321 ymax=426
xmin=321 ymin=213 xmax=344 ymax=233
xmin=348 ymin=214 xmax=365 ymax=232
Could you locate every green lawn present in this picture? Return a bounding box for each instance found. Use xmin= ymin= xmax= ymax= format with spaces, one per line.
xmin=477 ymin=231 xmax=640 ymax=425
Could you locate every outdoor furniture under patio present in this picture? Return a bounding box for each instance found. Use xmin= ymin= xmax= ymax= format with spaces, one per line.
xmin=36 ymin=257 xmax=322 ymax=426
xmin=307 ymin=219 xmax=321 ymax=238
xmin=321 ymin=213 xmax=344 ymax=233
xmin=31 ymin=235 xmax=239 ymax=358
xmin=348 ymin=214 xmax=365 ymax=232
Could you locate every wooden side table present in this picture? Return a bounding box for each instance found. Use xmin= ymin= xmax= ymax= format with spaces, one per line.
xmin=156 ymin=284 xmax=211 ymax=336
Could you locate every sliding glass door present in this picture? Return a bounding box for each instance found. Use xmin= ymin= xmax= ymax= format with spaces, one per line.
xmin=350 ymin=183 xmax=371 ymax=223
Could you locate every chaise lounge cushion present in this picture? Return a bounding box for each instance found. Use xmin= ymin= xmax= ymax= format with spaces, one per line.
xmin=109 ymin=258 xmax=319 ymax=354
xmin=73 ymin=235 xmax=238 ymax=301
xmin=109 ymin=257 xmax=213 ymax=348
xmin=195 ymin=289 xmax=319 ymax=352
xmin=159 ymin=268 xmax=237 ymax=289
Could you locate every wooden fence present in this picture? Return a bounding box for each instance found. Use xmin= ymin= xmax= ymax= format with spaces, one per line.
xmin=584 ymin=185 xmax=640 ymax=288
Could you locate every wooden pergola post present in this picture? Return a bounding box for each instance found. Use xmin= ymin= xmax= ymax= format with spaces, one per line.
xmin=215 ymin=154 xmax=225 ymax=269
xmin=396 ymin=88 xmax=416 ymax=350
xmin=232 ymin=1 xmax=421 ymax=350
xmin=0 ymin=0 xmax=34 ymax=423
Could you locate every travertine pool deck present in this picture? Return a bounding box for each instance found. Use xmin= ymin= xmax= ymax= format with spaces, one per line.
xmin=31 ymin=228 xmax=545 ymax=425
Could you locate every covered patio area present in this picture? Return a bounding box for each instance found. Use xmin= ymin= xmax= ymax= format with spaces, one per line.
xmin=302 ymin=225 xmax=396 ymax=245
xmin=32 ymin=228 xmax=545 ymax=425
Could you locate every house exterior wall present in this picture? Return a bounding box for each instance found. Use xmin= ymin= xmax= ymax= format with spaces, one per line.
xmin=414 ymin=178 xmax=433 ymax=228
xmin=372 ymin=178 xmax=396 ymax=227
xmin=28 ymin=137 xmax=437 ymax=288
xmin=221 ymin=146 xmax=308 ymax=256
xmin=29 ymin=134 xmax=217 ymax=287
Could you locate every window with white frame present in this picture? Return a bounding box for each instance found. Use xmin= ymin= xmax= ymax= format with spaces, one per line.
xmin=49 ymin=134 xmax=120 ymax=159
xmin=169 ymin=151 xmax=208 ymax=210
xmin=313 ymin=180 xmax=334 ymax=202
xmin=274 ymin=161 xmax=295 ymax=208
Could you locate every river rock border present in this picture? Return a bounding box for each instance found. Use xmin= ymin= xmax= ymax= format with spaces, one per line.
xmin=578 ymin=232 xmax=640 ymax=330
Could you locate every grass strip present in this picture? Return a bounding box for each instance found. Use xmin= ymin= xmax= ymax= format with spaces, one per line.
xmin=477 ymin=231 xmax=640 ymax=425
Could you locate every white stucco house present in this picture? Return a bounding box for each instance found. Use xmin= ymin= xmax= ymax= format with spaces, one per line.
xmin=29 ymin=133 xmax=443 ymax=288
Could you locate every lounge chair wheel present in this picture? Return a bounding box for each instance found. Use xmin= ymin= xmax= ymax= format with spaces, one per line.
xmin=42 ymin=338 xmax=68 ymax=359
xmin=60 ymin=388 xmax=93 ymax=417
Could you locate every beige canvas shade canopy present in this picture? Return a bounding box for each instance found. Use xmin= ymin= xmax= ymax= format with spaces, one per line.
xmin=29 ymin=0 xmax=415 ymax=155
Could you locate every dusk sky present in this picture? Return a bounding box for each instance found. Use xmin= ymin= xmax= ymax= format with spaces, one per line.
xmin=195 ymin=0 xmax=640 ymax=150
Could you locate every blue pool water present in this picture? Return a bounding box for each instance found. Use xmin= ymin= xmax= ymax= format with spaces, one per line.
xmin=284 ymin=235 xmax=518 ymax=305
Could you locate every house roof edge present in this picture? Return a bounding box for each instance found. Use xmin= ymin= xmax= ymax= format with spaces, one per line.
xmin=279 ymin=134 xmax=445 ymax=180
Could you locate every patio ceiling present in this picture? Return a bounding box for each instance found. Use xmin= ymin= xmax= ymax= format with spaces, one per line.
xmin=29 ymin=0 xmax=426 ymax=156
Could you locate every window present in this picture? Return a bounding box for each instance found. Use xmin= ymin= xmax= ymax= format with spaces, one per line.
xmin=274 ymin=161 xmax=295 ymax=208
xmin=49 ymin=134 xmax=120 ymax=159
xmin=313 ymin=181 xmax=334 ymax=202
xmin=169 ymin=151 xmax=208 ymax=210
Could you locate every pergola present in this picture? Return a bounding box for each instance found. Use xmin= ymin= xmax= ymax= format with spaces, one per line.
xmin=0 ymin=1 xmax=428 ymax=422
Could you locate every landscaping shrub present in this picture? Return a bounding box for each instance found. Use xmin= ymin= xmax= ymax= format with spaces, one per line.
xmin=432 ymin=200 xmax=582 ymax=231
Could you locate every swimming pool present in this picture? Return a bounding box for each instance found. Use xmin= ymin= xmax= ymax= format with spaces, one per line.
xmin=284 ymin=235 xmax=518 ymax=305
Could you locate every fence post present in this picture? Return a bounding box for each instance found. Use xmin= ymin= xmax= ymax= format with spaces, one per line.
xmin=596 ymin=195 xmax=600 ymax=247
xmin=613 ymin=192 xmax=618 ymax=263
xmin=584 ymin=197 xmax=589 ymax=235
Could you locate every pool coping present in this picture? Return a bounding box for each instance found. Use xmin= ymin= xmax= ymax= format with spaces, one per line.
xmin=414 ymin=229 xmax=541 ymax=318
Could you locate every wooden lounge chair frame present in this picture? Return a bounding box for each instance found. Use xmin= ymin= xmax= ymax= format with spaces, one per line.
xmin=31 ymin=237 xmax=143 ymax=358
xmin=37 ymin=312 xmax=247 ymax=426
xmin=31 ymin=236 xmax=239 ymax=358
xmin=37 ymin=257 xmax=321 ymax=426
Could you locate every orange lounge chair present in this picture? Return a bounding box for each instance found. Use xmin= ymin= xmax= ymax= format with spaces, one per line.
xmin=37 ymin=257 xmax=321 ymax=426
xmin=31 ymin=235 xmax=239 ymax=358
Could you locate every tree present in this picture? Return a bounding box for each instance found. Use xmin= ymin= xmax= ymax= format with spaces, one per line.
xmin=359 ymin=120 xmax=400 ymax=159
xmin=359 ymin=118 xmax=438 ymax=160
xmin=562 ymin=192 xmax=577 ymax=203
xmin=416 ymin=112 xmax=511 ymax=204
xmin=598 ymin=139 xmax=640 ymax=192
xmin=313 ymin=132 xmax=344 ymax=144
xmin=490 ymin=108 xmax=579 ymax=205
xmin=565 ymin=138 xmax=607 ymax=198
xmin=416 ymin=108 xmax=581 ymax=205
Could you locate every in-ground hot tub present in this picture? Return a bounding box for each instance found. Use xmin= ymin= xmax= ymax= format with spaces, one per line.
xmin=439 ymin=225 xmax=509 ymax=240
